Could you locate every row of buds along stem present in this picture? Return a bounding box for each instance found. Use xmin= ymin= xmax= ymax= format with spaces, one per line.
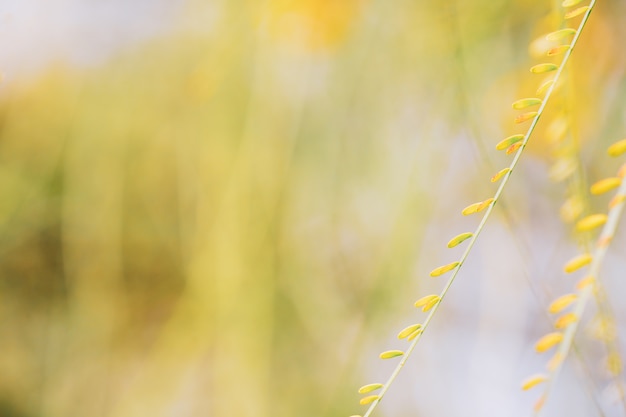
xmin=521 ymin=138 xmax=626 ymax=413
xmin=350 ymin=0 xmax=598 ymax=415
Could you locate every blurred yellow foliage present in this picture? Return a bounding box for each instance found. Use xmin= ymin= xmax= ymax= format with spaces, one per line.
xmin=263 ymin=0 xmax=362 ymax=51
xmin=1 ymin=1 xmax=626 ymax=417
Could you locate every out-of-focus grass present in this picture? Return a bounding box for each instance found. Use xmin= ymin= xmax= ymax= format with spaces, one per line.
xmin=0 ymin=1 xmax=625 ymax=417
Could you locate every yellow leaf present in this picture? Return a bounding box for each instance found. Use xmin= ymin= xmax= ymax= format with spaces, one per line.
xmin=447 ymin=232 xmax=473 ymax=248
xmin=530 ymin=63 xmax=558 ymax=74
xmin=490 ymin=168 xmax=511 ymax=183
xmin=534 ymin=395 xmax=546 ymax=412
xmin=560 ymin=196 xmax=583 ymax=223
xmin=547 ymin=45 xmax=571 ymax=56
xmin=379 ymin=350 xmax=404 ymax=359
xmin=590 ymin=177 xmax=621 ymax=195
xmin=535 ymin=332 xmax=563 ymax=352
xmin=575 ymin=213 xmax=608 ymax=232
xmin=406 ymin=328 xmax=423 ymax=341
xmin=461 ymin=202 xmax=480 ymax=215
xmin=506 ymin=142 xmax=523 ymax=154
xmin=562 ymin=0 xmax=584 ymax=7
xmin=546 ymin=116 xmax=568 ymax=142
xmin=512 ymin=98 xmax=542 ymax=110
xmin=554 ymin=312 xmax=578 ymax=329
xmin=536 ymin=79 xmax=555 ymax=95
xmin=607 ymin=139 xmax=626 ymax=157
xmin=521 ymin=374 xmax=547 ymax=391
xmin=430 ymin=261 xmax=459 ymax=277
xmin=597 ymin=236 xmax=613 ymax=248
xmin=415 ymin=295 xmax=439 ymax=308
xmin=609 ymin=194 xmax=626 ymax=209
xmin=563 ymin=253 xmax=592 ymax=273
xmin=548 ymin=294 xmax=577 ymax=314
xmin=359 ymin=395 xmax=379 ymax=405
xmin=593 ymin=319 xmax=617 ymax=342
xmin=461 ymin=198 xmax=494 ymax=215
xmin=397 ymin=324 xmax=422 ymax=339
xmin=549 ymin=157 xmax=577 ymax=182
xmin=547 ymin=352 xmax=564 ymax=371
xmin=606 ymin=352 xmax=623 ymax=376
xmin=496 ymin=134 xmax=524 ymax=151
xmin=514 ymin=112 xmax=538 ymax=123
xmin=576 ymin=275 xmax=595 ymax=290
xmin=565 ymin=6 xmax=590 ymax=19
xmin=545 ymin=28 xmax=576 ymax=41
xmin=422 ymin=297 xmax=440 ymax=312
xmin=358 ymin=383 xmax=384 ymax=394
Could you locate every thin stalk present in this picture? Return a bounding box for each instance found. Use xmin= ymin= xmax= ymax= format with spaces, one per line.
xmin=360 ymin=2 xmax=596 ymax=416
xmin=535 ymin=172 xmax=626 ymax=415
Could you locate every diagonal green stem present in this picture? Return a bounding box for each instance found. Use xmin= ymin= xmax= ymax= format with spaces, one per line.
xmin=360 ymin=3 xmax=596 ymax=416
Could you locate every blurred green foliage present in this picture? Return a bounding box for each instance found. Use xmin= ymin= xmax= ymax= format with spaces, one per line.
xmin=1 ymin=1 xmax=626 ymax=417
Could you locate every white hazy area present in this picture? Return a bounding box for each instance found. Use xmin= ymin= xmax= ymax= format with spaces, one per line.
xmin=0 ymin=0 xmax=192 ymax=79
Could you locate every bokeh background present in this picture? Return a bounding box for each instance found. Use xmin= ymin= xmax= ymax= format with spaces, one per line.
xmin=1 ymin=1 xmax=626 ymax=416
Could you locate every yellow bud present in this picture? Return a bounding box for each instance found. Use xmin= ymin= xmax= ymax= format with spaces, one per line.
xmin=548 ymin=294 xmax=577 ymax=314
xmin=575 ymin=214 xmax=608 ymax=232
xmin=359 ymin=395 xmax=379 ymax=405
xmin=535 ymin=332 xmax=563 ymax=352
xmin=447 ymin=232 xmax=473 ymax=248
xmin=514 ymin=111 xmax=539 ymax=123
xmin=560 ymin=196 xmax=583 ymax=223
xmin=609 ymin=194 xmax=626 ymax=209
xmin=576 ymin=275 xmax=595 ymax=290
xmin=430 ymin=262 xmax=459 ymax=277
xmin=490 ymin=168 xmax=511 ymax=183
xmin=564 ymin=6 xmax=590 ymax=19
xmin=358 ymin=383 xmax=383 ymax=394
xmin=415 ymin=295 xmax=439 ymax=308
xmin=536 ymin=79 xmax=555 ymax=96
xmin=379 ymin=350 xmax=403 ymax=359
xmin=512 ymin=98 xmax=542 ymax=110
xmin=422 ymin=297 xmax=440 ymax=312
xmin=545 ymin=28 xmax=576 ymax=41
xmin=562 ymin=0 xmax=584 ymax=7
xmin=534 ymin=395 xmax=546 ymax=412
xmin=406 ymin=328 xmax=423 ymax=341
xmin=547 ymin=352 xmax=564 ymax=371
xmin=563 ymin=253 xmax=592 ymax=273
xmin=461 ymin=198 xmax=494 ymax=215
xmin=521 ymin=374 xmax=547 ymax=390
xmin=607 ymin=139 xmax=626 ymax=157
xmin=547 ymin=45 xmax=570 ymax=56
xmin=590 ymin=177 xmax=621 ymax=195
xmin=397 ymin=324 xmax=422 ymax=339
xmin=530 ymin=63 xmax=558 ymax=73
xmin=554 ymin=312 xmax=578 ymax=329
xmin=496 ymin=134 xmax=524 ymax=151
xmin=607 ymin=352 xmax=623 ymax=376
